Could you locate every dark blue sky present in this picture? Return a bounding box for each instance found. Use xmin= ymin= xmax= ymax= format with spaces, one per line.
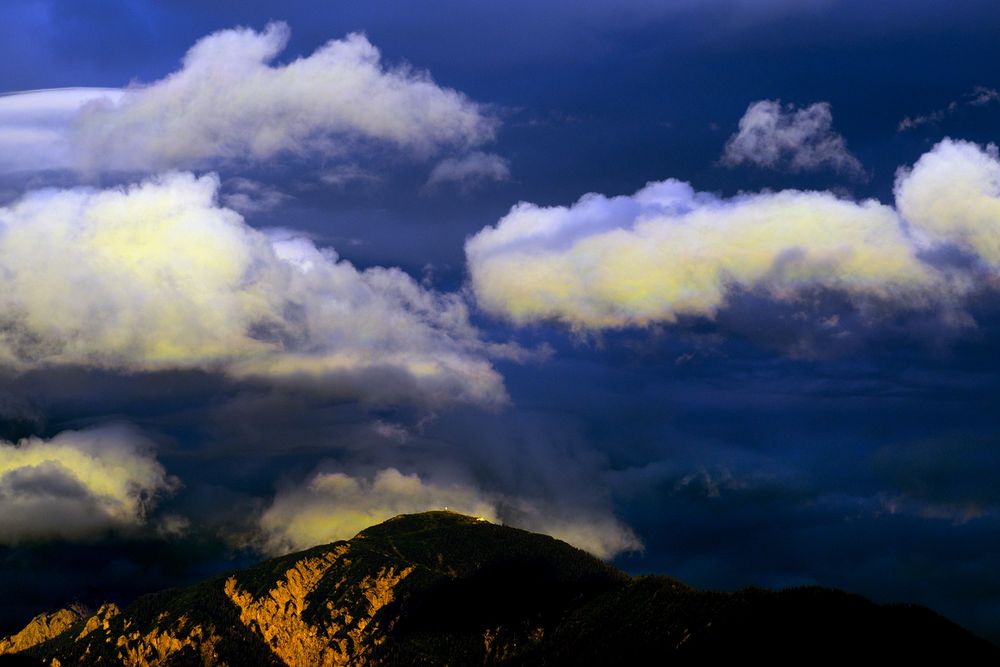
xmin=1 ymin=0 xmax=1000 ymax=644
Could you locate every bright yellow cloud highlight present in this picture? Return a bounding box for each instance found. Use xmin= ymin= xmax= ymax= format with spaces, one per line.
xmin=258 ymin=467 xmax=641 ymax=560
xmin=467 ymin=139 xmax=1000 ymax=333
xmin=0 ymin=172 xmax=277 ymax=368
xmin=467 ymin=178 xmax=939 ymax=329
xmin=259 ymin=468 xmax=498 ymax=554
xmin=0 ymin=172 xmax=505 ymax=408
xmin=0 ymin=426 xmax=175 ymax=543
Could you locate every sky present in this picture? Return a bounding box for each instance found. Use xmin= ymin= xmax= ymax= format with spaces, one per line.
xmin=1 ymin=0 xmax=1000 ymax=644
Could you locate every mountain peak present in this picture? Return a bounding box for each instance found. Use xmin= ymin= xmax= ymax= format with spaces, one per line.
xmin=1 ymin=512 xmax=997 ymax=665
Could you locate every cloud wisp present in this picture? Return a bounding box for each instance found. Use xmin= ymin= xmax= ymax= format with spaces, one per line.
xmin=220 ymin=177 xmax=291 ymax=215
xmin=0 ymin=23 xmax=496 ymax=174
xmin=467 ymin=138 xmax=998 ymax=338
xmin=721 ymin=99 xmax=865 ymax=178
xmin=899 ymin=86 xmax=1000 ymax=131
xmin=425 ymin=151 xmax=511 ymax=191
xmin=0 ymin=425 xmax=175 ymax=543
xmin=0 ymin=172 xmax=506 ymax=407
xmin=258 ymin=467 xmax=641 ymax=559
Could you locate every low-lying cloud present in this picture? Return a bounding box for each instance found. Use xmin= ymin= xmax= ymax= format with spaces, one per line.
xmin=0 ymin=425 xmax=175 ymax=543
xmin=467 ymin=138 xmax=995 ymax=336
xmin=258 ymin=467 xmax=640 ymax=559
xmin=0 ymin=171 xmax=506 ymax=407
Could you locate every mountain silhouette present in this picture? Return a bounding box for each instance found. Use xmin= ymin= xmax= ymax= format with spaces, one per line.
xmin=1 ymin=511 xmax=996 ymax=665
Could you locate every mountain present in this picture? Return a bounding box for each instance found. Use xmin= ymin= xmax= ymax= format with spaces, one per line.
xmin=1 ymin=511 xmax=996 ymax=665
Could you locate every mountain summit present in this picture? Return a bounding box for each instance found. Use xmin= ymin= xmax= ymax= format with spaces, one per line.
xmin=1 ymin=511 xmax=996 ymax=665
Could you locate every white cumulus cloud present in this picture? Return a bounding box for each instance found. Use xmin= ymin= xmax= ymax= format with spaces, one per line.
xmin=0 ymin=172 xmax=506 ymax=407
xmin=0 ymin=425 xmax=175 ymax=543
xmin=467 ymin=179 xmax=935 ymax=330
xmin=895 ymin=139 xmax=1000 ymax=266
xmin=467 ymin=138 xmax=1000 ymax=333
xmin=0 ymin=23 xmax=496 ymax=174
xmin=721 ymin=99 xmax=865 ymax=177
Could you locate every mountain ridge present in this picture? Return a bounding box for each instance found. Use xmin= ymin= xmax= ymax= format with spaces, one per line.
xmin=2 ymin=511 xmax=996 ymax=665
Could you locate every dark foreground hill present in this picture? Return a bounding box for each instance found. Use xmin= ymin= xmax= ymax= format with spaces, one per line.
xmin=1 ymin=511 xmax=996 ymax=665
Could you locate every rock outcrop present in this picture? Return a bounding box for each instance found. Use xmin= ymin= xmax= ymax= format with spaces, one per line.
xmin=0 ymin=605 xmax=88 ymax=655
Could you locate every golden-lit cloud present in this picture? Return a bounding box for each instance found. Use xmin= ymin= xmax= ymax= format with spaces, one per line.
xmin=466 ymin=139 xmax=1000 ymax=331
xmin=0 ymin=172 xmax=506 ymax=407
xmin=258 ymin=467 xmax=640 ymax=560
xmin=0 ymin=425 xmax=175 ymax=543
xmin=468 ymin=183 xmax=936 ymax=329
xmin=259 ymin=468 xmax=497 ymax=554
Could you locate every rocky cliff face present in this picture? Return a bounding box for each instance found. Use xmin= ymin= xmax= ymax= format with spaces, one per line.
xmin=1 ymin=511 xmax=997 ymax=666
xmin=222 ymin=545 xmax=414 ymax=666
xmin=0 ymin=606 xmax=88 ymax=656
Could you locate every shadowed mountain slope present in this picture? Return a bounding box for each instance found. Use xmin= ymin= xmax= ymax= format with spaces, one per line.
xmin=1 ymin=511 xmax=996 ymax=665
